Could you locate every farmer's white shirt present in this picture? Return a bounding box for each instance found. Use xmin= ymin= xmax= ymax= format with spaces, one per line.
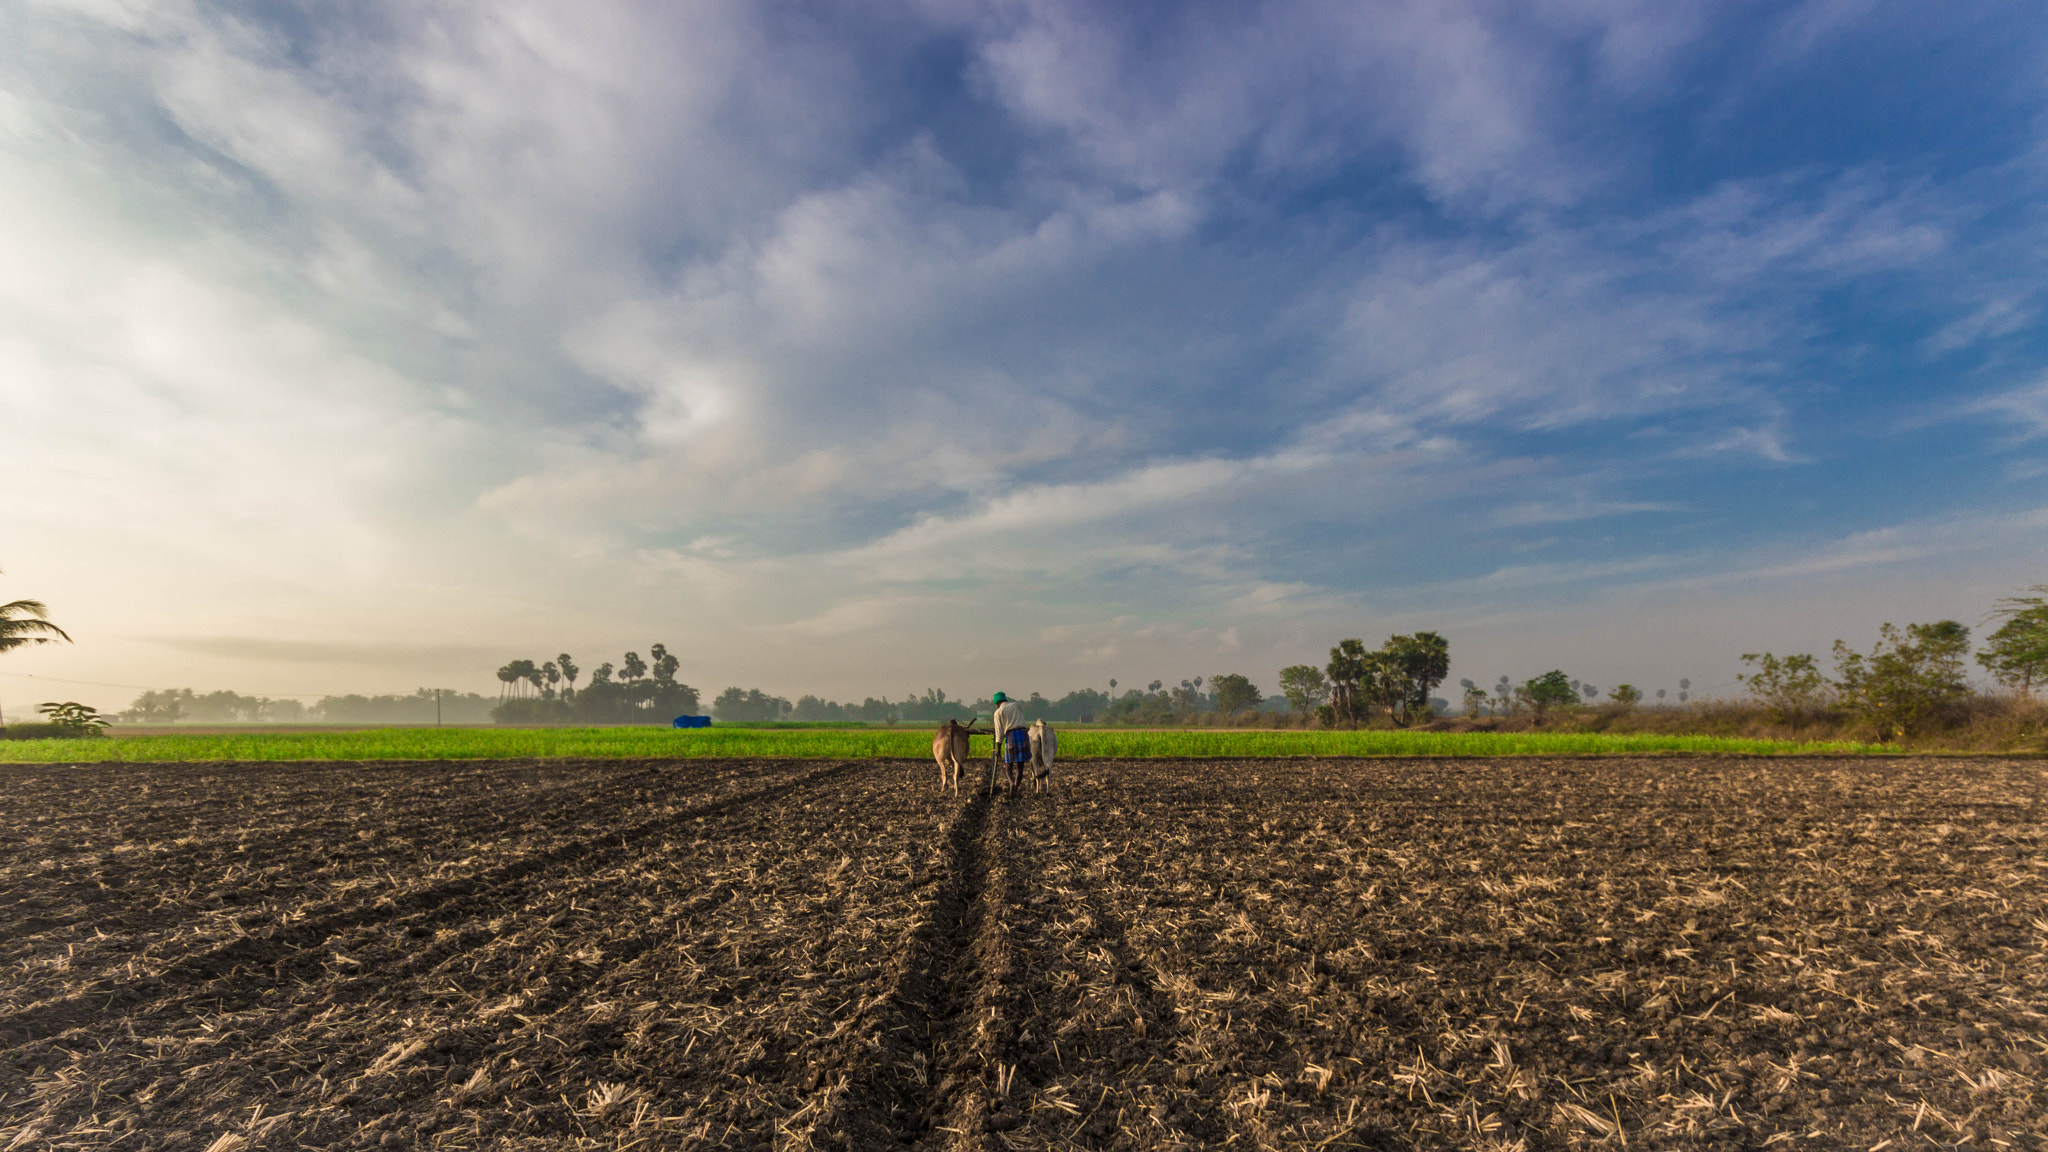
xmin=993 ymin=700 xmax=1024 ymax=737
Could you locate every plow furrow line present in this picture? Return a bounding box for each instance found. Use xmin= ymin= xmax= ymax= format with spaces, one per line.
xmin=0 ymin=760 xmax=689 ymax=967
xmin=177 ymin=873 xmax=757 ymax=1137
xmin=1073 ymin=873 xmax=1252 ymax=1145
xmin=0 ymin=758 xmax=586 ymax=839
xmin=790 ymin=786 xmax=1001 ymax=1150
xmin=0 ymin=760 xmax=864 ymax=1047
xmin=921 ymin=791 xmax=1022 ymax=1151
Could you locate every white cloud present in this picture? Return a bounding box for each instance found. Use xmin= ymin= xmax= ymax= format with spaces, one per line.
xmin=2 ymin=0 xmax=2044 ymax=711
xmin=1973 ymin=373 xmax=2048 ymax=440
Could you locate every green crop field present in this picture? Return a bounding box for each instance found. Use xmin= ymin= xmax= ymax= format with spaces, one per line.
xmin=0 ymin=725 xmax=1889 ymax=762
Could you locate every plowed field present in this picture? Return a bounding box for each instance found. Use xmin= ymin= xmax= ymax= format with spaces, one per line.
xmin=2 ymin=756 xmax=2043 ymax=1150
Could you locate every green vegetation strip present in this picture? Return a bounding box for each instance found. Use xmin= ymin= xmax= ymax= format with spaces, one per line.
xmin=0 ymin=727 xmax=1886 ymax=762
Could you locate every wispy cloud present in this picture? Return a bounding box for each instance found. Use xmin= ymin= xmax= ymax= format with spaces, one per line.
xmin=4 ymin=0 xmax=2046 ymax=706
xmin=1972 ymin=373 xmax=2048 ymax=440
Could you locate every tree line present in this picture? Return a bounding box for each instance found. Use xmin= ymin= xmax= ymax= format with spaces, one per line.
xmin=44 ymin=582 xmax=2048 ymax=738
xmin=691 ymin=679 xmax=1281 ymax=725
xmin=1732 ymin=586 xmax=2048 ymax=738
xmin=1265 ymin=631 xmax=1462 ymax=728
xmin=490 ymin=643 xmax=701 ymax=724
xmin=121 ymin=688 xmax=498 ymax=724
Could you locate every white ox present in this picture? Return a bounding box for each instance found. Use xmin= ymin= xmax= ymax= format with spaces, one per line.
xmin=1028 ymin=719 xmax=1057 ymax=794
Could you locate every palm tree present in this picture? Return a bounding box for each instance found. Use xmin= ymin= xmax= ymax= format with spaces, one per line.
xmin=0 ymin=597 xmax=70 ymax=655
xmin=502 ymin=659 xmax=539 ymax=698
xmin=1 ymin=584 xmax=72 ymax=730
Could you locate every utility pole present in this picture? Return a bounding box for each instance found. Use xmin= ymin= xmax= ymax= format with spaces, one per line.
xmin=436 ymin=689 xmax=443 ymax=727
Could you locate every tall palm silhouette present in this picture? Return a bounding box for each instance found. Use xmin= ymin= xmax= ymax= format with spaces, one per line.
xmin=0 ymin=574 xmax=72 ymax=730
xmin=0 ymin=596 xmax=70 ymax=654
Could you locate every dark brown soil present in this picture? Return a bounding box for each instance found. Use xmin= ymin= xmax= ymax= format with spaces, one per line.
xmin=1 ymin=757 xmax=2043 ymax=1150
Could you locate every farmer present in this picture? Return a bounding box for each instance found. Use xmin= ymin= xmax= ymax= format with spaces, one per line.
xmin=991 ymin=690 xmax=1031 ymax=795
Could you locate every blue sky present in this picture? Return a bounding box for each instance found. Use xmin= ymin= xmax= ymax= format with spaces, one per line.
xmin=2 ymin=0 xmax=2045 ymax=710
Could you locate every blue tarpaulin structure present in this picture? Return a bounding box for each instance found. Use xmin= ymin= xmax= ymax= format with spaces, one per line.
xmin=672 ymin=715 xmax=712 ymax=729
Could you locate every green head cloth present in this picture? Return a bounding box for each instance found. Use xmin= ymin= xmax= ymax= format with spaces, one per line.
xmin=992 ymin=691 xmax=1007 ymax=703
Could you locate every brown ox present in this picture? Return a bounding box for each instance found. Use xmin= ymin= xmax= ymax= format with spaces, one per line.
xmin=932 ymin=718 xmax=977 ymax=796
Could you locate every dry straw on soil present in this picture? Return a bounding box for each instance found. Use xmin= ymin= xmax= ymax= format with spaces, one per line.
xmin=1 ymin=755 xmax=2042 ymax=1150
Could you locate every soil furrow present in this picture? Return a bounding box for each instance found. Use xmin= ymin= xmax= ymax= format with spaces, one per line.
xmin=0 ymin=759 xmax=861 ymax=1046
xmin=921 ymin=791 xmax=1022 ymax=1151
xmin=796 ymin=787 xmax=997 ymax=1150
xmin=0 ymin=758 xmax=627 ymax=848
xmin=2 ymin=755 xmax=2040 ymax=1151
xmin=0 ymin=758 xmax=686 ymax=998
xmin=1 ymin=763 xmax=941 ymax=1151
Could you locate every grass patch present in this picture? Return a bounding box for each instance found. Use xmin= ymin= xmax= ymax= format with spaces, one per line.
xmin=0 ymin=726 xmax=1889 ymax=763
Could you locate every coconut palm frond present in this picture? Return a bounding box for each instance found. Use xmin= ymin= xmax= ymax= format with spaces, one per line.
xmin=0 ymin=599 xmax=73 ymax=653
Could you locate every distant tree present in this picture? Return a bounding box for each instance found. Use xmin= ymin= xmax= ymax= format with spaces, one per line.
xmin=324 ymin=690 xmax=494 ymax=724
xmin=590 ymin=662 xmax=614 ymax=685
xmin=1278 ymin=665 xmax=1329 ymax=715
xmin=897 ymin=688 xmax=962 ymax=722
xmin=792 ymin=694 xmax=848 ymax=721
xmin=852 ymin=696 xmax=897 ymax=723
xmin=1210 ymin=673 xmax=1262 ymax=716
xmin=495 ymin=664 xmax=518 ymax=700
xmin=712 ymin=687 xmax=790 ymax=722
xmin=1678 ymin=677 xmax=1690 ymax=703
xmin=650 ymin=643 xmax=680 ymax=684
xmin=1049 ymin=687 xmax=1110 ymax=722
xmin=1109 ymin=679 xmax=1118 ymax=699
xmin=1738 ymin=652 xmax=1827 ymax=720
xmin=1833 ymin=621 xmax=1972 ymax=738
xmin=1462 ymin=681 xmax=1489 ymax=716
xmin=1519 ymin=670 xmax=1576 ymax=724
xmin=1495 ymin=675 xmax=1515 ymax=715
xmin=1979 ymin=585 xmax=2048 ymax=695
xmin=123 ymin=688 xmax=195 ymax=723
xmin=186 ymin=690 xmax=268 ymax=722
xmin=1382 ymin=632 xmax=1450 ymax=725
xmin=502 ymin=659 xmax=540 ymax=699
xmin=1608 ymin=684 xmax=1642 ymax=708
xmin=632 ymin=643 xmax=697 ymax=718
xmin=541 ymin=661 xmax=560 ymax=700
xmin=712 ymin=686 xmax=747 ymax=719
xmin=1655 ymin=688 xmax=1667 ymax=703
xmin=1323 ymin=633 xmax=1448 ymax=727
xmin=557 ymin=654 xmax=579 ymax=699
xmin=1323 ymin=639 xmax=1374 ymax=727
xmin=621 ymin=651 xmax=647 ymax=681
xmin=1148 ymin=680 xmax=1163 ymax=693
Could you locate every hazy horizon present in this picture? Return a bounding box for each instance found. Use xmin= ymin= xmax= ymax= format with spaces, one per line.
xmin=5 ymin=1 xmax=2045 ymax=717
